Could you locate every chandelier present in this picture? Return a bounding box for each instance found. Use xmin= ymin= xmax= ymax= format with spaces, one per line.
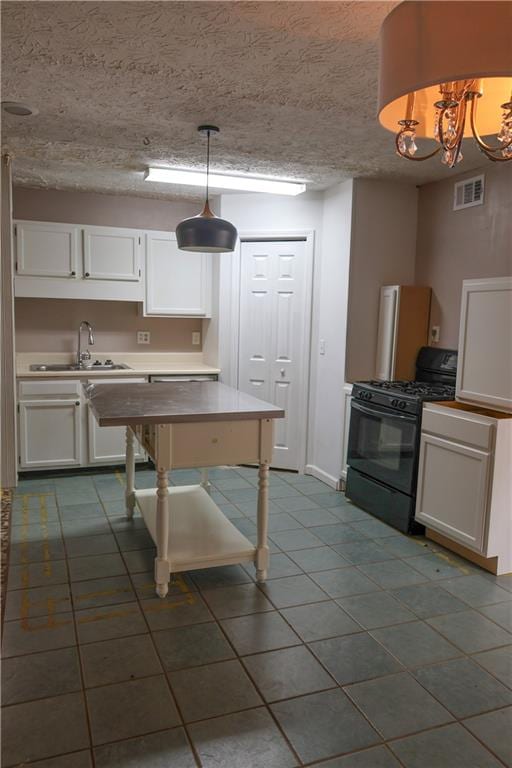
xmin=378 ymin=1 xmax=512 ymax=167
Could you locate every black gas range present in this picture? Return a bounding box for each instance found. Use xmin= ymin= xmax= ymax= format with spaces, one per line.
xmin=346 ymin=347 xmax=457 ymax=534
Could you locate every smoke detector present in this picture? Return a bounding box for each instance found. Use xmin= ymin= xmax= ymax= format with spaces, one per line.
xmin=1 ymin=101 xmax=38 ymax=117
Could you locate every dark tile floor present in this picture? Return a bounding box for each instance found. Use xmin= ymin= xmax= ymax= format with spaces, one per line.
xmin=2 ymin=466 xmax=512 ymax=768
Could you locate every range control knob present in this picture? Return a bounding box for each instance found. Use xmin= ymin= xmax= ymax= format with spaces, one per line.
xmin=104 ymin=359 xmax=113 ymax=365
xmin=93 ymin=360 xmax=102 ymax=366
xmin=398 ymin=401 xmax=407 ymax=410
xmin=391 ymin=398 xmax=398 ymax=407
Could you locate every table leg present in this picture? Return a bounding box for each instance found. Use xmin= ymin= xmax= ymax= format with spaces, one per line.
xmin=200 ymin=468 xmax=211 ymax=495
xmin=256 ymin=462 xmax=270 ymax=583
xmin=154 ymin=467 xmax=170 ymax=598
xmin=125 ymin=427 xmax=136 ymax=519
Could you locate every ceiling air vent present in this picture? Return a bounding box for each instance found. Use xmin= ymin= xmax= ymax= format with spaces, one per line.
xmin=453 ymin=174 xmax=485 ymax=211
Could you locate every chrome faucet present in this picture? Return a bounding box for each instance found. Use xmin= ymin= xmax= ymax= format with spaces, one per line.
xmin=77 ymin=321 xmax=95 ymax=367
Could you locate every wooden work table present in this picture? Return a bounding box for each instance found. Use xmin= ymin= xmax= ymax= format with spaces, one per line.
xmin=87 ymin=381 xmax=284 ymax=597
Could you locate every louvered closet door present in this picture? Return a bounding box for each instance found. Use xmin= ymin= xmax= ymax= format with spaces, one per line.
xmin=238 ymin=240 xmax=309 ymax=471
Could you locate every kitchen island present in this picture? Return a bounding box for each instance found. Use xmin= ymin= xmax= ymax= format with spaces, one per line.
xmin=87 ymin=381 xmax=284 ymax=597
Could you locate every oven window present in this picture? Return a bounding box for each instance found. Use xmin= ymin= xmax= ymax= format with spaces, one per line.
xmin=348 ymin=401 xmax=418 ymax=495
xmin=374 ymin=422 xmax=403 ymax=471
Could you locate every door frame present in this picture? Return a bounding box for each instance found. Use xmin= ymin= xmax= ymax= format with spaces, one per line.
xmin=224 ymin=229 xmax=315 ymax=473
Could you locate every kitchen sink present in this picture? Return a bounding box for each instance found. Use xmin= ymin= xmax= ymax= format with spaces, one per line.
xmin=29 ymin=363 xmax=132 ymax=372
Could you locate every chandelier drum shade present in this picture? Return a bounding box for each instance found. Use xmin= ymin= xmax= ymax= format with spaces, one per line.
xmin=176 ymin=126 xmax=238 ymax=253
xmin=378 ymin=1 xmax=512 ymax=166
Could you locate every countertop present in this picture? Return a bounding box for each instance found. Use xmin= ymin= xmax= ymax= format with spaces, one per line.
xmin=16 ymin=353 xmax=221 ymax=379
xmin=87 ymin=381 xmax=285 ymax=426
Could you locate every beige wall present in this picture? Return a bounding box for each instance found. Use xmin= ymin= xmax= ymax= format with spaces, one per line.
xmin=15 ymin=298 xmax=201 ymax=353
xmin=13 ymin=186 xmax=202 ymax=353
xmin=13 ymin=186 xmax=199 ymax=230
xmin=345 ymin=178 xmax=419 ymax=382
xmin=415 ymin=164 xmax=512 ymax=349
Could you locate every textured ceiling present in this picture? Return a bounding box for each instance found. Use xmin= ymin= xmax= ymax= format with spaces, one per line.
xmin=1 ymin=1 xmax=488 ymax=200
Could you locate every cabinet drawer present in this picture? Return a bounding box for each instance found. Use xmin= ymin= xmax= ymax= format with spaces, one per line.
xmin=422 ymin=406 xmax=495 ymax=450
xmin=19 ymin=379 xmax=82 ymax=399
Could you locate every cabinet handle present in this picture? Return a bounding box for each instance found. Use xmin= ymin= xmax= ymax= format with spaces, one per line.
xmin=84 ymin=272 xmax=90 ymax=277
xmin=75 ymin=401 xmax=80 ymax=406
xmin=71 ymin=271 xmax=76 ymax=276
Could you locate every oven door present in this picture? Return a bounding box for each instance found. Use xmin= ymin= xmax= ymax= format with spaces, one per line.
xmin=347 ymin=399 xmax=418 ymax=495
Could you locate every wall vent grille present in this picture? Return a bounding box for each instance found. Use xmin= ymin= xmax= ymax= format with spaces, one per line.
xmin=453 ymin=174 xmax=485 ymax=210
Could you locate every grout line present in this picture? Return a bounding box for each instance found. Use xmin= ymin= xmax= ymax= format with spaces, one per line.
xmin=5 ymin=468 xmax=512 ymax=768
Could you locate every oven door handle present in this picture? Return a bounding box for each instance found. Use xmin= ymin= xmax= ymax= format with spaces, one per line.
xmin=351 ymin=400 xmax=417 ymax=421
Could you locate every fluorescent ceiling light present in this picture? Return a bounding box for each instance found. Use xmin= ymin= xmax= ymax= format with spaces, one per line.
xmin=145 ymin=167 xmax=306 ymax=196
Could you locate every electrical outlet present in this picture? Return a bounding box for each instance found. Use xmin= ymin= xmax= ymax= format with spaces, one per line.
xmin=192 ymin=331 xmax=201 ymax=346
xmin=137 ymin=330 xmax=150 ymax=344
xmin=319 ymin=339 xmax=326 ymax=355
xmin=430 ymin=326 xmax=440 ymax=343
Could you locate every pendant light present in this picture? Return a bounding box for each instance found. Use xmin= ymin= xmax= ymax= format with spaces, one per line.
xmin=176 ymin=125 xmax=238 ymax=252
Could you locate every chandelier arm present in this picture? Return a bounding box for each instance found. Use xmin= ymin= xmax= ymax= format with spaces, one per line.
xmin=482 ymin=152 xmax=512 ymax=162
xmin=469 ymin=97 xmax=512 ymax=153
xmin=395 ymin=132 xmax=441 ymax=161
xmin=437 ymin=103 xmax=465 ymax=153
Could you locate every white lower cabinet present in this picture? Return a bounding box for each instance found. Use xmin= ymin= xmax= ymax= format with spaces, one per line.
xmin=415 ymin=433 xmax=490 ymax=551
xmin=18 ymin=377 xmax=148 ymax=471
xmin=87 ymin=378 xmax=146 ymax=464
xmin=19 ymin=399 xmax=82 ymax=469
xmin=415 ymin=402 xmax=512 ymax=574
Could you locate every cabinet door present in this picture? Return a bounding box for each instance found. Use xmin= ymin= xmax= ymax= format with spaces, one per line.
xmin=145 ymin=231 xmax=211 ymax=316
xmin=19 ymin=399 xmax=81 ymax=468
xmin=375 ymin=286 xmax=399 ymax=380
xmin=86 ymin=378 xmax=146 ymax=465
xmin=15 ymin=221 xmax=79 ymax=278
xmin=457 ymin=277 xmax=512 ymax=413
xmin=415 ymin=433 xmax=491 ymax=552
xmin=83 ymin=226 xmax=142 ymax=281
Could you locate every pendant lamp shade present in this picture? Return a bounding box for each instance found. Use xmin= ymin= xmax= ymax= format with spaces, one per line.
xmin=176 ymin=126 xmax=238 ymax=253
xmin=176 ymin=201 xmax=237 ymax=253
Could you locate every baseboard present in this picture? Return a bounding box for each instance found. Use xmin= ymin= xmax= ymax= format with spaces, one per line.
xmin=304 ymin=464 xmax=341 ymax=490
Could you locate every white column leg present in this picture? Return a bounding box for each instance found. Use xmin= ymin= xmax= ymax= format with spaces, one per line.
xmin=200 ymin=468 xmax=211 ymax=495
xmin=154 ymin=467 xmax=170 ymax=598
xmin=256 ymin=462 xmax=270 ymax=583
xmin=125 ymin=427 xmax=136 ymax=519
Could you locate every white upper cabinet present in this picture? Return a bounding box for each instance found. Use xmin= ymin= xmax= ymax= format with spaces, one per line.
xmin=83 ymin=226 xmax=142 ymax=281
xmin=457 ymin=277 xmax=512 ymax=413
xmin=144 ymin=231 xmax=211 ymax=317
xmin=15 ymin=220 xmax=79 ymax=279
xmin=14 ymin=220 xmax=144 ymax=301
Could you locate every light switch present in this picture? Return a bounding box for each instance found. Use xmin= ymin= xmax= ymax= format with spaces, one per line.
xmin=319 ymin=339 xmax=326 ymax=355
xmin=430 ymin=326 xmax=440 ymax=343
xmin=192 ymin=331 xmax=201 ymax=346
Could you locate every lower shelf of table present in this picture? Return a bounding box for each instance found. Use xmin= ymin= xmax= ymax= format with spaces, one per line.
xmin=134 ymin=484 xmax=256 ymax=573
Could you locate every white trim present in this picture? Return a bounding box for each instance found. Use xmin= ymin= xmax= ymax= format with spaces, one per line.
xmin=1 ymin=154 xmax=17 ymax=487
xmin=340 ymin=383 xmax=353 ymax=484
xmin=304 ymin=463 xmax=340 ymax=490
xmin=222 ymin=229 xmax=315 ymax=473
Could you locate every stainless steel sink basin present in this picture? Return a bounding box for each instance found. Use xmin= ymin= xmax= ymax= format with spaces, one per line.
xmin=30 ymin=363 xmax=131 ymax=372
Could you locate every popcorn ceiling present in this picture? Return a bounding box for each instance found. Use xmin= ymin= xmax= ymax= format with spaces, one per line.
xmin=1 ymin=1 xmax=484 ymax=199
